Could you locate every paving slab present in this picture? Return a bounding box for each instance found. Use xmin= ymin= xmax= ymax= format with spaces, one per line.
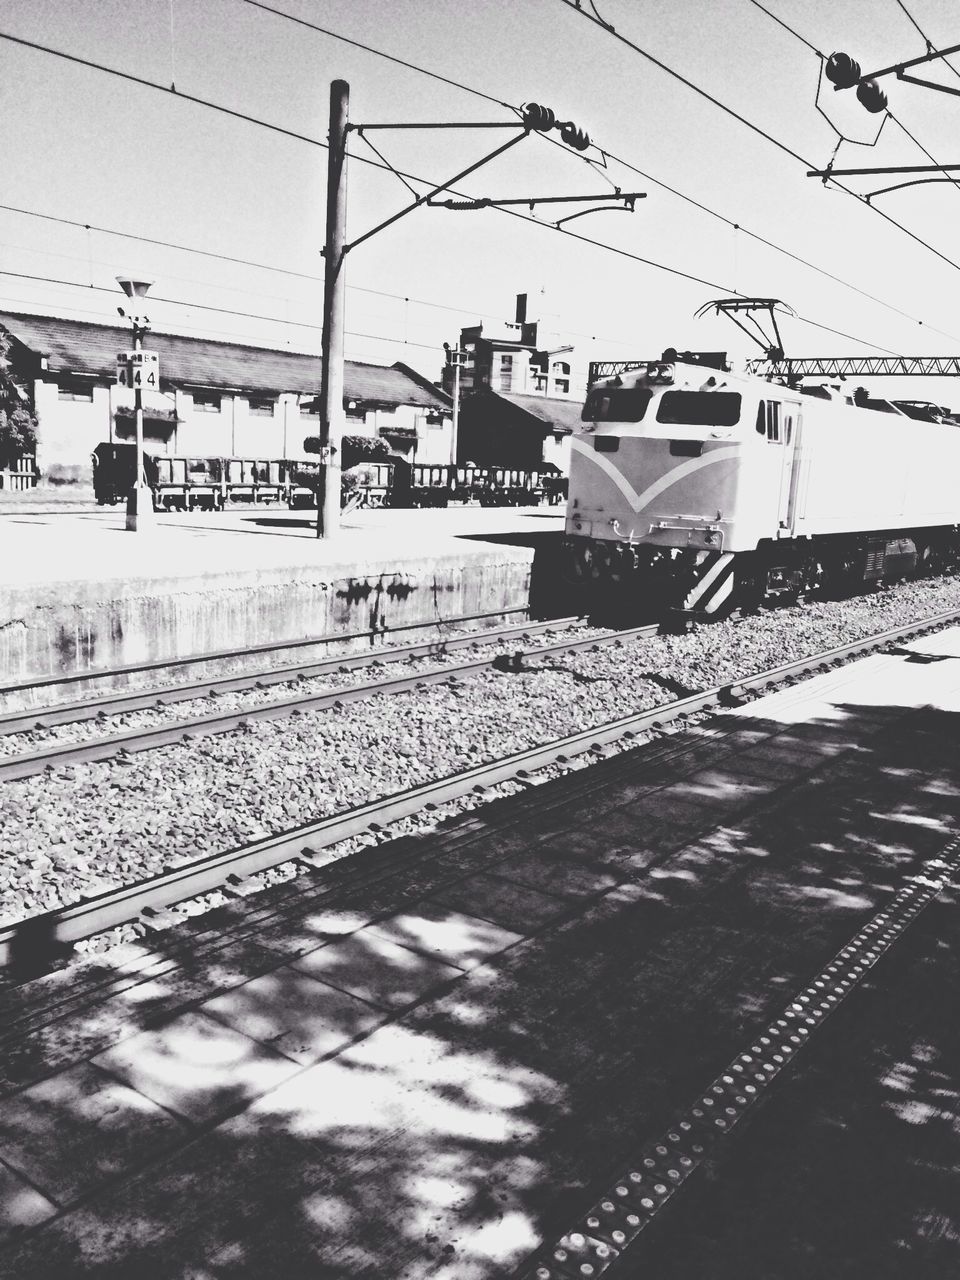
xmin=366 ymin=905 xmax=525 ymax=971
xmin=0 ymin=1061 xmax=186 ymax=1205
xmin=430 ymin=872 xmax=575 ymax=934
xmin=91 ymin=1010 xmax=301 ymax=1124
xmin=0 ymin=1162 xmax=56 ymax=1243
xmin=203 ymin=966 xmax=387 ymax=1064
xmin=291 ymin=931 xmax=465 ymax=1012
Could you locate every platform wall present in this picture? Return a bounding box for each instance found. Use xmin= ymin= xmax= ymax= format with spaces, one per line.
xmin=0 ymin=549 xmax=534 ymax=686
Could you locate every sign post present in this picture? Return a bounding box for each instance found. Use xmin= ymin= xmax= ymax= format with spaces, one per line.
xmin=116 ymin=276 xmax=156 ymax=532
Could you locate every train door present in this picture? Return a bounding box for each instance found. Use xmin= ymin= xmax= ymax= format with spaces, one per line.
xmin=778 ymin=401 xmax=802 ymax=531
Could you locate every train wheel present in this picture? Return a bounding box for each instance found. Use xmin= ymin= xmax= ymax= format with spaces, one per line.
xmin=563 ymin=541 xmax=597 ymax=584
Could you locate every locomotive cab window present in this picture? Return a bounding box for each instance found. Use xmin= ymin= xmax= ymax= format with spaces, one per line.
xmin=656 ymin=391 xmax=741 ymax=426
xmin=582 ymin=387 xmax=652 ymax=422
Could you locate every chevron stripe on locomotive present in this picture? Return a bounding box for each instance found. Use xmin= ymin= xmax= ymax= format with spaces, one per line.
xmin=565 ymin=352 xmax=960 ymax=617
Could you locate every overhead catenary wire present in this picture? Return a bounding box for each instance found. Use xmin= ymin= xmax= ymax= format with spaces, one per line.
xmin=0 ymin=286 xmax=398 ymax=358
xmin=743 ymin=3 xmax=960 ymax=204
xmin=893 ymin=0 xmax=960 ymax=82
xmin=742 ymin=0 xmax=822 ymax=57
xmin=240 ymin=0 xmax=960 ymax=342
xmin=0 ymin=208 xmax=643 ymax=350
xmin=239 ymin=0 xmax=512 ymax=109
xmin=886 ymin=112 xmax=960 ymax=198
xmin=0 ymin=17 xmax=919 ymax=357
xmin=556 ymin=0 xmax=960 ymax=280
xmin=0 ymin=268 xmax=439 ymax=351
xmin=0 ymin=29 xmax=325 ymax=148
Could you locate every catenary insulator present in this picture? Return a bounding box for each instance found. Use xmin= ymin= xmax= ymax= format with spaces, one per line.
xmin=559 ymin=121 xmax=591 ymax=151
xmin=856 ymin=79 xmax=888 ymax=113
xmin=825 ymin=51 xmax=861 ymax=89
xmin=522 ymin=103 xmax=556 ymax=132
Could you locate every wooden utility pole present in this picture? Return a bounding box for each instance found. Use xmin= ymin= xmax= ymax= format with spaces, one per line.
xmin=317 ymin=79 xmax=349 ymax=538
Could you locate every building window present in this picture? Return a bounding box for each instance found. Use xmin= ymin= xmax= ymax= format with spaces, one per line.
xmin=248 ymin=396 xmax=275 ymax=417
xmin=192 ymin=390 xmax=221 ymax=413
xmin=501 ymin=354 xmax=513 ymax=368
xmin=57 ymin=379 xmax=94 ymax=402
xmin=554 ymin=379 xmax=569 ymax=394
xmin=346 ymin=401 xmax=366 ymax=421
xmin=300 ymin=399 xmax=319 ymax=417
xmin=552 ymin=361 xmax=571 ymax=375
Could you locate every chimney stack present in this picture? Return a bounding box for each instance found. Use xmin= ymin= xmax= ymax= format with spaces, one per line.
xmin=515 ymin=293 xmax=527 ymax=324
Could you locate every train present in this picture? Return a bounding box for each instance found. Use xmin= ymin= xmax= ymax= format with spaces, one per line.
xmin=564 ymin=351 xmax=960 ymax=617
xmin=91 ymin=444 xmax=567 ymax=511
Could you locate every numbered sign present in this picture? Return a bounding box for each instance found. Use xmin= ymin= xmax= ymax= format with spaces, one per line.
xmin=116 ymin=350 xmax=160 ymax=389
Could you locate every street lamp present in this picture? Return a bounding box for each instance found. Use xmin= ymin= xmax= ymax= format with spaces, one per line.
xmin=116 ymin=276 xmax=156 ymax=532
xmin=443 ymin=343 xmax=465 ymax=466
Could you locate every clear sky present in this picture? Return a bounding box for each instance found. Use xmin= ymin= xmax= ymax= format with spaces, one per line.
xmin=4 ymin=0 xmax=960 ymax=403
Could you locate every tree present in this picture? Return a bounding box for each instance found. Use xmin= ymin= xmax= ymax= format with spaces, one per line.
xmin=340 ymin=433 xmax=391 ymax=469
xmin=0 ymin=331 xmax=37 ymax=468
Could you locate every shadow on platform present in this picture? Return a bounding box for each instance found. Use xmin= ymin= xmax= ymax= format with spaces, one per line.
xmin=1 ymin=701 xmax=958 ymax=1278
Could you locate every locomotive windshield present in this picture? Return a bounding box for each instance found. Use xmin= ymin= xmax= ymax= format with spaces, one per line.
xmin=656 ymin=391 xmax=742 ymax=427
xmin=582 ymin=387 xmax=652 ymax=422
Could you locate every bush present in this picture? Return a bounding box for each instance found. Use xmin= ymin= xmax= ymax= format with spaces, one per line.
xmin=341 ymin=434 xmax=391 ymax=469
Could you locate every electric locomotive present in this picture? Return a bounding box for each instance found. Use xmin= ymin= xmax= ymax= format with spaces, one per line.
xmin=565 ymin=352 xmax=960 ymax=617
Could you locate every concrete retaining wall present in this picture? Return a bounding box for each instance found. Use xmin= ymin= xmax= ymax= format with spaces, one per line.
xmin=0 ymin=548 xmax=534 ymax=687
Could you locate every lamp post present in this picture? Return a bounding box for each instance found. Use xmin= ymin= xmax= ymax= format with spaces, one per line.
xmin=443 ymin=343 xmax=465 ymax=466
xmin=116 ymin=276 xmax=155 ymax=532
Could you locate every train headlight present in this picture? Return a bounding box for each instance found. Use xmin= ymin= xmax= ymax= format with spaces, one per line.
xmin=645 ymin=362 xmax=675 ymax=384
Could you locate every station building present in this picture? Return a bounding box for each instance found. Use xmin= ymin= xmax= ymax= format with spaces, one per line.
xmin=455 ymin=390 xmax=580 ymax=472
xmin=439 ymin=292 xmax=585 ymax=473
xmin=0 ymin=312 xmax=454 ymax=487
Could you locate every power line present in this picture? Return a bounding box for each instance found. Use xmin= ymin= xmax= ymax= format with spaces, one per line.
xmin=742 ymin=0 xmax=822 ymax=57
xmin=0 ymin=236 xmax=898 ymax=361
xmin=556 ymin=0 xmax=960 ymax=279
xmin=540 ymin=135 xmax=960 ymax=342
xmin=887 ymin=112 xmax=960 ymax=198
xmin=3 ymin=16 xmax=946 ymax=351
xmin=246 ymin=0 xmax=956 ymax=342
xmin=0 ymin=28 xmax=323 ymax=148
xmin=0 ymin=206 xmax=640 ymax=348
xmin=240 ymin=0 xmax=512 ymax=110
xmin=461 ymin=205 xmax=901 ymax=355
xmin=0 ymin=272 xmax=440 ymax=353
xmin=742 ymin=4 xmax=960 ymax=204
xmin=0 ymin=19 xmax=916 ymax=357
xmin=893 ymin=0 xmax=960 ymax=82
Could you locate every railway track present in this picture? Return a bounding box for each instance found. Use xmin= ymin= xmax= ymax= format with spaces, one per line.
xmin=2 ymin=604 xmax=958 ymax=969
xmin=0 ymin=619 xmax=652 ymax=780
xmin=0 ymin=606 xmax=555 ymax=715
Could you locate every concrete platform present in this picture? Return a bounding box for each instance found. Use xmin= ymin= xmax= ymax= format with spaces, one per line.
xmin=0 ymin=627 xmax=958 ymax=1277
xmin=0 ymin=507 xmax=566 ymax=682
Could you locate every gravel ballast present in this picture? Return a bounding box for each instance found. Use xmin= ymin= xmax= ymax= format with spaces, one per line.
xmin=2 ymin=575 xmax=960 ymax=930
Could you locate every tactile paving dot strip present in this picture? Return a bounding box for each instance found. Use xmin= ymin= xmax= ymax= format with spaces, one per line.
xmin=517 ymin=832 xmax=960 ymax=1279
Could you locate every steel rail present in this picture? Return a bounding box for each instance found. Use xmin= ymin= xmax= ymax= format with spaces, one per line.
xmin=1 ymin=607 xmax=957 ymax=966
xmin=0 ymin=616 xmax=586 ymax=736
xmin=0 ymin=605 xmax=538 ymax=699
xmin=0 ymin=623 xmax=659 ymax=781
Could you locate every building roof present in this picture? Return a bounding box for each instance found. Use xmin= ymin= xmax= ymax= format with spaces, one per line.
xmin=0 ymin=311 xmax=450 ymax=411
xmin=495 ymin=391 xmax=583 ymax=435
